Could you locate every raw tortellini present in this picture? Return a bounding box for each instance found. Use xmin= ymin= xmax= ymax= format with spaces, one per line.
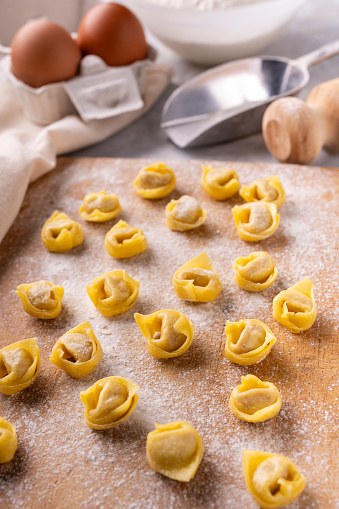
xmin=201 ymin=165 xmax=240 ymax=200
xmin=0 ymin=338 xmax=40 ymax=395
xmin=134 ymin=309 xmax=194 ymax=358
xmin=16 ymin=280 xmax=64 ymax=319
xmin=232 ymin=202 xmax=280 ymax=242
xmin=243 ymin=450 xmax=306 ymax=509
xmin=0 ymin=417 xmax=17 ymax=463
xmin=273 ymin=277 xmax=316 ymax=333
xmin=225 ymin=319 xmax=276 ymax=365
xmin=49 ymin=321 xmax=103 ymax=378
xmin=229 ymin=375 xmax=282 ymax=422
xmin=41 ymin=210 xmax=83 ymax=252
xmin=173 ymin=252 xmax=222 ymax=302
xmin=105 ymin=220 xmax=147 ymax=258
xmin=146 ymin=421 xmax=203 ymax=482
xmin=234 ymin=251 xmax=278 ymax=292
xmin=86 ymin=270 xmax=139 ymax=317
xmin=166 ymin=195 xmax=207 ymax=231
xmin=240 ymin=176 xmax=286 ymax=208
xmin=80 ymin=376 xmax=139 ymax=430
xmin=134 ymin=162 xmax=176 ymax=199
xmin=79 ymin=191 xmax=121 ymax=222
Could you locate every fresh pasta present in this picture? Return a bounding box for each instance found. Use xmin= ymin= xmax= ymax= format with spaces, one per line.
xmin=79 ymin=191 xmax=121 ymax=222
xmin=232 ymin=202 xmax=280 ymax=241
xmin=105 ymin=220 xmax=147 ymax=258
xmin=0 ymin=338 xmax=40 ymax=395
xmin=225 ymin=319 xmax=276 ymax=365
xmin=80 ymin=376 xmax=139 ymax=430
xmin=0 ymin=417 xmax=17 ymax=463
xmin=234 ymin=251 xmax=278 ymax=292
xmin=134 ymin=309 xmax=194 ymax=358
xmin=50 ymin=321 xmax=103 ymax=378
xmin=201 ymin=165 xmax=240 ymax=200
xmin=273 ymin=277 xmax=316 ymax=333
xmin=134 ymin=163 xmax=176 ymax=199
xmin=240 ymin=176 xmax=286 ymax=208
xmin=243 ymin=450 xmax=306 ymax=509
xmin=41 ymin=211 xmax=83 ymax=252
xmin=16 ymin=280 xmax=64 ymax=319
xmin=146 ymin=421 xmax=203 ymax=482
xmin=166 ymin=195 xmax=207 ymax=231
xmin=172 ymin=252 xmax=222 ymax=302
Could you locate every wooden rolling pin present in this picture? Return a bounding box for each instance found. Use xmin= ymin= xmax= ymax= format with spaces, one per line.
xmin=262 ymin=78 xmax=339 ymax=164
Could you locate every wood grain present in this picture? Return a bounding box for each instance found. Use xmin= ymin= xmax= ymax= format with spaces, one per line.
xmin=0 ymin=157 xmax=338 ymax=509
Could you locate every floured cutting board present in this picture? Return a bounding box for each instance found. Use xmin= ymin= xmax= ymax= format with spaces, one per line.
xmin=0 ymin=157 xmax=338 ymax=509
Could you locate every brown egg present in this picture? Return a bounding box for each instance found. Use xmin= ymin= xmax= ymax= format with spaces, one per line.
xmin=77 ymin=2 xmax=147 ymax=66
xmin=11 ymin=19 xmax=82 ymax=88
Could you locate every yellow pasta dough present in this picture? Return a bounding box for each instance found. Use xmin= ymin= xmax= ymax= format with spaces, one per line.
xmin=80 ymin=376 xmax=139 ymax=430
xmin=49 ymin=321 xmax=103 ymax=378
xmin=172 ymin=252 xmax=222 ymax=302
xmin=229 ymin=375 xmax=282 ymax=422
xmin=41 ymin=210 xmax=83 ymax=252
xmin=16 ymin=280 xmax=64 ymax=319
xmin=134 ymin=163 xmax=176 ymax=199
xmin=234 ymin=251 xmax=278 ymax=292
xmin=166 ymin=195 xmax=207 ymax=231
xmin=146 ymin=421 xmax=203 ymax=482
xmin=272 ymin=277 xmax=316 ymax=333
xmin=79 ymin=191 xmax=121 ymax=222
xmin=86 ymin=270 xmax=139 ymax=317
xmin=201 ymin=165 xmax=240 ymax=200
xmin=134 ymin=309 xmax=194 ymax=358
xmin=0 ymin=338 xmax=40 ymax=395
xmin=243 ymin=450 xmax=306 ymax=509
xmin=240 ymin=176 xmax=286 ymax=208
xmin=232 ymin=202 xmax=280 ymax=242
xmin=0 ymin=417 xmax=17 ymax=463
xmin=105 ymin=220 xmax=147 ymax=258
xmin=225 ymin=319 xmax=276 ymax=365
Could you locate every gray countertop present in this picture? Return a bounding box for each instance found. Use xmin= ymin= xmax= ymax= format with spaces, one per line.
xmin=66 ymin=0 xmax=339 ymax=167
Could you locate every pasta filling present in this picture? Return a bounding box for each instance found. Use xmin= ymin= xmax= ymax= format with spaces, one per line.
xmin=113 ymin=227 xmax=138 ymax=244
xmin=284 ymin=291 xmax=313 ymax=313
xmin=84 ymin=194 xmax=118 ymax=213
xmin=231 ymin=322 xmax=266 ymax=354
xmin=152 ymin=313 xmax=187 ymax=352
xmin=177 ymin=268 xmax=212 ymax=288
xmin=91 ymin=380 xmax=128 ymax=419
xmin=256 ymin=180 xmax=278 ymax=201
xmin=139 ymin=170 xmax=172 ymax=189
xmin=242 ymin=204 xmax=273 ymax=233
xmin=97 ymin=276 xmax=131 ymax=303
xmin=0 ymin=348 xmax=33 ymax=379
xmin=234 ymin=388 xmax=277 ymax=415
xmin=27 ymin=281 xmax=57 ymax=310
xmin=252 ymin=456 xmax=294 ymax=497
xmin=238 ymin=255 xmax=275 ymax=283
xmin=60 ymin=333 xmax=93 ymax=363
xmin=172 ymin=197 xmax=202 ymax=224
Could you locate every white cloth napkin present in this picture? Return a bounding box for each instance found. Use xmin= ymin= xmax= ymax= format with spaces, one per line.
xmin=0 ymin=62 xmax=172 ymax=244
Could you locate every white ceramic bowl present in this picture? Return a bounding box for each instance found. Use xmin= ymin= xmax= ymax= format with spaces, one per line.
xmin=125 ymin=0 xmax=308 ymax=66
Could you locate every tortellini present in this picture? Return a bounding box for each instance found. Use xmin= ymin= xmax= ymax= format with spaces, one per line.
xmin=41 ymin=210 xmax=83 ymax=252
xmin=243 ymin=450 xmax=306 ymax=509
xmin=0 ymin=338 xmax=40 ymax=395
xmin=232 ymin=202 xmax=280 ymax=242
xmin=229 ymin=375 xmax=282 ymax=422
xmin=16 ymin=280 xmax=64 ymax=319
xmin=201 ymin=165 xmax=240 ymax=200
xmin=172 ymin=252 xmax=222 ymax=302
xmin=49 ymin=321 xmax=103 ymax=378
xmin=166 ymin=195 xmax=207 ymax=231
xmin=79 ymin=191 xmax=121 ymax=222
xmin=225 ymin=319 xmax=276 ymax=365
xmin=105 ymin=220 xmax=147 ymax=258
xmin=273 ymin=277 xmax=316 ymax=333
xmin=146 ymin=421 xmax=203 ymax=482
xmin=240 ymin=176 xmax=286 ymax=208
xmin=80 ymin=376 xmax=139 ymax=430
xmin=234 ymin=251 xmax=278 ymax=292
xmin=0 ymin=417 xmax=17 ymax=463
xmin=86 ymin=270 xmax=139 ymax=317
xmin=134 ymin=309 xmax=194 ymax=358
xmin=134 ymin=162 xmax=176 ymax=199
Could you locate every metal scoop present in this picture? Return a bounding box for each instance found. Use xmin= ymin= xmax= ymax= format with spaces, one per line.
xmin=161 ymin=40 xmax=339 ymax=148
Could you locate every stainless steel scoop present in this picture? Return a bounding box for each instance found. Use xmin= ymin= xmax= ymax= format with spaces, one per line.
xmin=161 ymin=40 xmax=339 ymax=148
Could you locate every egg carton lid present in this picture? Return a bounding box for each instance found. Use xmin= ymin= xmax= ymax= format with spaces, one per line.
xmin=0 ymin=45 xmax=156 ymax=125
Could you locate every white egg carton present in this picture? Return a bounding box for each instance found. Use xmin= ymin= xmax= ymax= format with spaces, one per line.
xmin=0 ymin=45 xmax=156 ymax=125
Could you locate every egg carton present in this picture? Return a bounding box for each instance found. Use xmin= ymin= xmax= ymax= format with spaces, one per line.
xmin=0 ymin=45 xmax=156 ymax=125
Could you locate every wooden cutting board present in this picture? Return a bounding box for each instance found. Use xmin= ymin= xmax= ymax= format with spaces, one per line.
xmin=0 ymin=157 xmax=338 ymax=509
